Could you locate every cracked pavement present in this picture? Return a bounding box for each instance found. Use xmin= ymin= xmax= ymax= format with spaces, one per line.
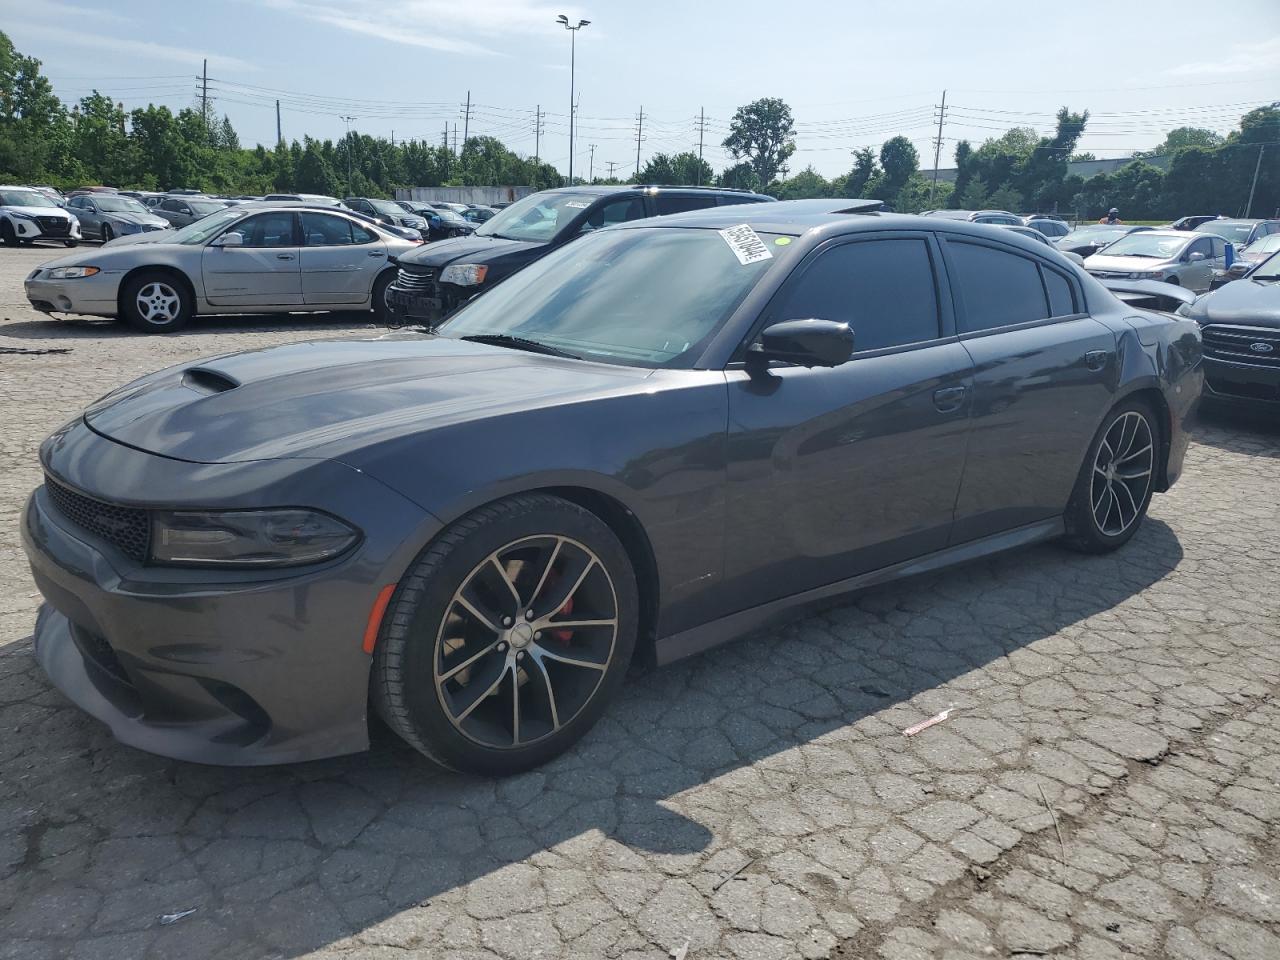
xmin=1 ymin=245 xmax=1278 ymax=959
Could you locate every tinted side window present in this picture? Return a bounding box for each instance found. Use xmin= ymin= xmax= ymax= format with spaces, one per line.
xmin=947 ymin=240 xmax=1049 ymax=333
xmin=1044 ymin=267 xmax=1076 ymax=317
xmin=717 ymin=194 xmax=760 ymax=206
xmin=653 ymin=195 xmax=715 ymax=216
xmin=301 ymin=212 xmax=354 ymax=245
xmin=351 ymin=222 xmax=376 ymax=244
xmin=775 ymin=238 xmax=941 ymax=352
xmin=584 ymin=197 xmax=646 ymax=230
xmin=1187 ymin=237 xmax=1211 ymax=258
xmin=236 ymin=212 xmax=296 ymax=248
xmin=161 ymin=199 xmax=182 ymax=211
xmin=1209 ymin=237 xmax=1226 ymax=258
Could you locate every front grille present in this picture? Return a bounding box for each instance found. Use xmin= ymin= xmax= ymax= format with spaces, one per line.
xmin=395 ymin=266 xmax=437 ymax=292
xmin=1201 ymin=324 xmax=1280 ymax=369
xmin=45 ymin=477 xmax=150 ymax=561
xmin=35 ymin=216 xmax=70 ymax=236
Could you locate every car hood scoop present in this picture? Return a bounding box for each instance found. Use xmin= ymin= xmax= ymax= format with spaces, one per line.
xmin=83 ymin=334 xmax=647 ymax=464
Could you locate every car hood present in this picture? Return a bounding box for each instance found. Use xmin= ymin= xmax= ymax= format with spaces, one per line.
xmin=3 ymin=205 xmax=72 ymax=219
xmin=1084 ymin=254 xmax=1175 ymax=272
xmin=103 ymin=211 xmax=169 ymax=227
xmin=103 ymin=231 xmax=171 ymax=248
xmin=398 ymin=232 xmax=541 ymax=268
xmin=1192 ymin=278 xmax=1280 ymax=327
xmin=81 ymin=334 xmax=651 ymax=464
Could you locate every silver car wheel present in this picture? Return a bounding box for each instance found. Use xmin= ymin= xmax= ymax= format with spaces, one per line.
xmin=434 ymin=534 xmax=619 ymax=749
xmin=1090 ymin=410 xmax=1154 ymax=537
xmin=136 ymin=282 xmax=181 ymax=325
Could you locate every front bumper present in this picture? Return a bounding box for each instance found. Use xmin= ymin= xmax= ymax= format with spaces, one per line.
xmin=386 ymin=278 xmax=471 ymax=325
xmin=20 ymin=421 xmax=441 ymax=765
xmin=1202 ymin=357 xmax=1280 ymax=407
xmin=9 ymin=216 xmax=81 ymax=243
xmin=25 ymin=269 xmax=122 ymax=316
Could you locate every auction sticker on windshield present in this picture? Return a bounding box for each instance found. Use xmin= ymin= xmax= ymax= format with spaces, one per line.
xmin=719 ymin=224 xmax=773 ymax=265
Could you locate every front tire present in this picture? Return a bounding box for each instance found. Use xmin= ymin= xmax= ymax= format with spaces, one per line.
xmin=1062 ymin=399 xmax=1159 ymax=553
xmin=101 ymin=224 xmax=114 ymax=243
xmin=0 ymin=221 xmax=14 ymax=246
xmin=371 ymin=269 xmax=394 ymax=322
xmin=372 ymin=494 xmax=638 ymax=776
xmin=120 ymin=272 xmax=192 ymax=333
xmin=64 ymin=240 xmax=78 ymax=248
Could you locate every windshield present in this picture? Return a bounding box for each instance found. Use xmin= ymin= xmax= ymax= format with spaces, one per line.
xmin=1097 ymin=233 xmax=1188 ymax=259
xmin=1195 ymin=221 xmax=1254 ymax=244
xmin=475 ymin=191 xmax=596 ymax=242
xmin=1061 ymin=226 xmax=1129 ymax=244
xmin=438 ymin=226 xmax=780 ymax=367
xmin=1251 ymin=250 xmax=1280 ymax=281
xmin=0 ymin=189 xmax=58 ymax=208
xmin=169 ymin=208 xmax=248 ymax=244
xmin=368 ymin=199 xmax=405 ymax=216
xmin=95 ymin=196 xmax=150 ymax=214
xmin=188 ymin=199 xmax=228 ymax=215
xmin=1245 ymin=234 xmax=1280 ymax=256
xmin=435 ymin=210 xmax=468 ymax=225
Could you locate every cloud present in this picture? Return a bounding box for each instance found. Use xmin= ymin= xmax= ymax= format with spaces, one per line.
xmin=5 ymin=19 xmax=255 ymax=72
xmin=246 ymin=0 xmax=591 ymax=55
xmin=1165 ymin=36 xmax=1280 ymax=77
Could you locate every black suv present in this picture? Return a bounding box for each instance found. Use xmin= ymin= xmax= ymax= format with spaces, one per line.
xmin=386 ymin=185 xmax=774 ymax=325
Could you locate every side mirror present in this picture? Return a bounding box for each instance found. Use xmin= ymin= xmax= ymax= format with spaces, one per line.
xmin=1187 ymin=251 xmax=1206 ymax=263
xmin=749 ymin=319 xmax=854 ymax=368
xmin=210 ymin=232 xmax=244 ymax=247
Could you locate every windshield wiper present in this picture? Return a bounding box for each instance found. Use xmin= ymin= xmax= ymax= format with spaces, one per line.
xmin=460 ymin=333 xmax=581 ymax=360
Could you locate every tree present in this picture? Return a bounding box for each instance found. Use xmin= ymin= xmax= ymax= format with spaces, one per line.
xmin=718 ymin=161 xmax=763 ymax=193
xmin=1146 ymin=126 xmax=1223 ymax=157
xmin=841 ymin=146 xmax=878 ymax=196
xmin=950 ymin=140 xmax=973 ymax=207
xmin=959 ymin=175 xmax=989 ymax=209
xmin=634 ymin=151 xmax=713 ymax=186
xmin=878 ymin=136 xmax=919 ymax=195
xmin=722 ymin=97 xmax=796 ymax=185
xmin=774 ymin=166 xmax=829 ymax=200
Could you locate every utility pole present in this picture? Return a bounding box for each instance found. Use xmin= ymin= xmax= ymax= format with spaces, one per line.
xmin=1245 ymin=143 xmax=1265 ymax=218
xmin=452 ymin=123 xmax=458 ymax=155
xmin=635 ymin=106 xmax=644 ymax=178
xmin=275 ymin=99 xmax=282 ymax=146
xmin=606 ymin=160 xmax=619 ymax=180
xmin=442 ymin=125 xmax=448 ymax=149
xmin=462 ymin=90 xmax=471 ymax=148
xmin=588 ymin=143 xmax=596 ymax=183
xmin=929 ymin=89 xmax=947 ymax=207
xmin=200 ymin=58 xmax=209 ymax=130
xmin=391 ymin=130 xmax=395 ymax=147
xmin=534 ymin=105 xmax=542 ymax=165
xmin=339 ymin=115 xmax=357 ymax=194
xmin=697 ymin=107 xmax=706 ymax=185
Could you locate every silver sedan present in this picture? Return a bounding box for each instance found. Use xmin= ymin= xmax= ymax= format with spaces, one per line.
xmin=24 ymin=205 xmax=423 ymax=333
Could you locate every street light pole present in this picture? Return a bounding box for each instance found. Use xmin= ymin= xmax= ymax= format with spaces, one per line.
xmin=339 ymin=114 xmax=357 ymax=194
xmin=557 ymin=14 xmax=590 ymax=185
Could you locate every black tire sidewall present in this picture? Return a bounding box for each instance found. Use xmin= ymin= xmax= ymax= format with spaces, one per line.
xmin=371 ymin=269 xmax=394 ymax=321
xmin=375 ymin=496 xmax=638 ymax=775
xmin=1065 ymin=398 xmax=1160 ymax=552
xmin=0 ymin=221 xmax=13 ymax=246
xmin=121 ymin=272 xmax=192 ymax=333
xmin=102 ymin=225 xmax=113 ymax=242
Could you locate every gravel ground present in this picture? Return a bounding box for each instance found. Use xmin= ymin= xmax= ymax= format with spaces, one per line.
xmin=1 ymin=243 xmax=1278 ymax=960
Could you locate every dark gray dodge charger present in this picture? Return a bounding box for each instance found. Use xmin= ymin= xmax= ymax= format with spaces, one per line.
xmin=21 ymin=200 xmax=1204 ymax=775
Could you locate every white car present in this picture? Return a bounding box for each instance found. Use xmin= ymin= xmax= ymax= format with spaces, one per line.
xmin=1084 ymin=229 xmax=1228 ymax=293
xmin=25 ymin=204 xmax=422 ymax=333
xmin=0 ymin=186 xmax=81 ymax=247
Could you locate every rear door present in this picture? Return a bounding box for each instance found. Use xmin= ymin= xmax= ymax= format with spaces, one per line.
xmin=201 ymin=211 xmax=303 ymax=306
xmin=721 ymin=231 xmax=975 ymax=609
xmin=1181 ymin=236 xmax=1217 ymax=291
xmin=299 ymin=211 xmax=387 ymax=305
xmin=942 ymin=236 xmax=1116 ymax=543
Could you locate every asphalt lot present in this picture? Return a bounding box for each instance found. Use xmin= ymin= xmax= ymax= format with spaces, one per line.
xmin=1 ymin=242 xmax=1278 ymax=960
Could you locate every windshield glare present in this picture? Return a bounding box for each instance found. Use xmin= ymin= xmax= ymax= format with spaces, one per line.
xmin=1247 ymin=234 xmax=1280 ymax=255
xmin=476 ymin=191 xmax=595 ymax=242
xmin=1062 ymin=226 xmax=1128 ymax=242
xmin=1195 ymin=221 xmax=1253 ymax=244
xmin=438 ymin=226 xmax=779 ymax=367
xmin=369 ymin=200 xmax=404 ymax=216
xmin=96 ymin=196 xmax=150 ymax=214
xmin=1097 ymin=234 xmax=1188 ymax=259
xmin=1251 ymin=250 xmax=1280 ymax=281
xmin=0 ymin=189 xmax=58 ymax=207
xmin=169 ymin=208 xmax=247 ymax=244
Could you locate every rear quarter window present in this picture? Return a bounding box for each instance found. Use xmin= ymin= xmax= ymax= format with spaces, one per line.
xmin=946 ymin=240 xmax=1050 ymax=333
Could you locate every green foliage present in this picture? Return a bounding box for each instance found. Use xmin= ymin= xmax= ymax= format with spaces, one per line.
xmin=722 ymin=97 xmax=797 ymax=185
xmin=717 ymin=162 xmax=763 ymax=193
xmin=840 ymin=147 xmax=878 ymax=197
xmin=634 ymin=151 xmax=714 ymax=186
xmin=1144 ymin=126 xmax=1223 ymax=156
xmin=773 ymin=166 xmax=830 ymax=200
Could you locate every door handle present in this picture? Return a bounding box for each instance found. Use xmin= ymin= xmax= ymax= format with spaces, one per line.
xmin=1083 ymin=350 xmax=1109 ymax=371
xmin=932 ymin=385 xmax=967 ymax=413
xmin=276 ymin=253 xmax=295 ymax=260
xmin=368 ymin=251 xmax=385 ymax=258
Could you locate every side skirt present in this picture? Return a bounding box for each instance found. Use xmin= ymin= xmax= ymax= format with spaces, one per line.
xmin=653 ymin=517 xmax=1066 ymax=667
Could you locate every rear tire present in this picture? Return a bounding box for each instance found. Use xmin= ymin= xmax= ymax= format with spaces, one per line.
xmin=371 ymin=494 xmax=638 ymax=776
xmin=64 ymin=240 xmax=78 ymax=248
xmin=120 ymin=272 xmax=192 ymax=334
xmin=1062 ymin=398 xmax=1160 ymax=554
xmin=102 ymin=224 xmax=114 ymax=243
xmin=371 ymin=269 xmax=394 ymax=322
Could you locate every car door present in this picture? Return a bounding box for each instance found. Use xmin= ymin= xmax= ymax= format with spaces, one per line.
xmin=68 ymin=197 xmax=95 ymax=237
xmin=941 ymin=235 xmax=1117 ymax=543
xmin=156 ymin=198 xmax=187 ymax=227
xmin=721 ymin=232 xmax=975 ymax=611
xmin=200 ymin=211 xmax=303 ymax=306
xmin=298 ymin=211 xmax=387 ymax=305
xmin=1178 ymin=236 xmax=1216 ymax=291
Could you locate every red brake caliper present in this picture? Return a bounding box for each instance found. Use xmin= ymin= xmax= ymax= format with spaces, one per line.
xmin=553 ymin=595 xmax=574 ymax=644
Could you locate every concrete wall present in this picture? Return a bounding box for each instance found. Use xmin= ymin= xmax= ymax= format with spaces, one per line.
xmin=396 ymin=186 xmax=536 ymax=205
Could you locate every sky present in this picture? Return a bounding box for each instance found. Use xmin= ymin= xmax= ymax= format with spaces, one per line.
xmin=5 ymin=0 xmax=1279 ymax=180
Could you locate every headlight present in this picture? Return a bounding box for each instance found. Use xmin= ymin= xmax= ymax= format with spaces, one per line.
xmin=47 ymin=266 xmax=101 ymax=279
xmin=440 ymin=263 xmax=488 ymax=286
xmin=118 ymin=221 xmax=141 ymax=234
xmin=151 ymin=509 xmax=360 ymax=566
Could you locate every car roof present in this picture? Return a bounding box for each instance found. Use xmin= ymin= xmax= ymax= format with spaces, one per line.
xmin=537 ymin=184 xmax=772 ymax=200
xmin=1119 ymin=229 xmax=1188 ymax=239
xmin=1198 ymin=218 xmax=1270 ymax=227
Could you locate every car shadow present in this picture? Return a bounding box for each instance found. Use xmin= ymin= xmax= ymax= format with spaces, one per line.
xmin=1 ymin=519 xmax=1184 ymax=956
xmin=0 ymin=312 xmax=386 ymax=342
xmin=1192 ymin=402 xmax=1280 ymax=458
